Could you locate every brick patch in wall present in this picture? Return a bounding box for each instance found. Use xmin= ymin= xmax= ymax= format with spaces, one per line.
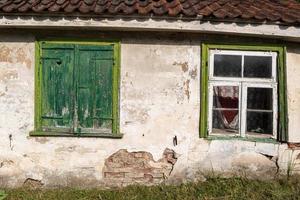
xmin=103 ymin=148 xmax=177 ymax=186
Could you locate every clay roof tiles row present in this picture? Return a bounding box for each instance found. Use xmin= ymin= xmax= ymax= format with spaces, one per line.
xmin=0 ymin=0 xmax=299 ymax=24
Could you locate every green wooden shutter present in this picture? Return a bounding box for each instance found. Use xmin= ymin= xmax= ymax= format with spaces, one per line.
xmin=40 ymin=44 xmax=75 ymax=132
xmin=76 ymin=45 xmax=114 ymax=134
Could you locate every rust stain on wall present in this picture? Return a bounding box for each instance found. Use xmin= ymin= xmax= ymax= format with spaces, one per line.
xmin=189 ymin=68 xmax=197 ymax=79
xmin=0 ymin=70 xmax=18 ymax=81
xmin=0 ymin=46 xmax=12 ymax=63
xmin=34 ymin=137 xmax=50 ymax=144
xmin=173 ymin=61 xmax=189 ymax=72
xmin=16 ymin=48 xmax=32 ymax=69
xmin=184 ymin=80 xmax=190 ymax=101
xmin=103 ymin=148 xmax=177 ymax=186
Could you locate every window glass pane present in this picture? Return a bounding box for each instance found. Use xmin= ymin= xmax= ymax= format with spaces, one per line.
xmin=246 ymin=112 xmax=273 ymax=135
xmin=212 ymin=86 xmax=239 ymax=134
xmin=214 ymin=55 xmax=242 ymax=77
xmin=247 ymin=88 xmax=273 ymax=110
xmin=246 ymin=87 xmax=273 ymax=136
xmin=244 ymin=56 xmax=272 ymax=78
xmin=213 ymin=86 xmax=239 ymax=108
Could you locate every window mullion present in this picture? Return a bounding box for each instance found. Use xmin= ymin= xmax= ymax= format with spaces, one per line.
xmin=207 ymin=82 xmax=213 ymax=135
xmin=272 ymin=53 xmax=277 ymax=81
xmin=240 ymin=82 xmax=247 ymax=137
xmin=241 ymin=54 xmax=244 ymax=78
xmin=273 ymin=84 xmax=278 ymax=139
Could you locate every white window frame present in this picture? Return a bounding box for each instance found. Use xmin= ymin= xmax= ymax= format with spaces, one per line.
xmin=208 ymin=81 xmax=241 ymax=137
xmin=209 ymin=50 xmax=277 ymax=83
xmin=208 ymin=50 xmax=278 ymax=139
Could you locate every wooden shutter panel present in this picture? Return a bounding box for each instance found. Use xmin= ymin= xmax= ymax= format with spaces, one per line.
xmin=76 ymin=45 xmax=114 ymax=133
xmin=40 ymin=44 xmax=75 ymax=132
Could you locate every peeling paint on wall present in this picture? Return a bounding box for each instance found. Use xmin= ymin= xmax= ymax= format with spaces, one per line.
xmin=189 ymin=68 xmax=197 ymax=80
xmin=184 ymin=80 xmax=190 ymax=101
xmin=0 ymin=69 xmax=18 ymax=81
xmin=0 ymin=45 xmax=12 ymax=63
xmin=0 ymin=32 xmax=299 ymax=188
xmin=173 ymin=61 xmax=189 ymax=73
xmin=16 ymin=48 xmax=32 ymax=69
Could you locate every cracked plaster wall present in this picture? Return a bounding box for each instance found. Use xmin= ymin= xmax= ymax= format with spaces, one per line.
xmin=0 ymin=31 xmax=300 ymax=188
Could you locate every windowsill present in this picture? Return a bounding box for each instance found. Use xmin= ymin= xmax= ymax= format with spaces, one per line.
xmin=206 ymin=135 xmax=279 ymax=144
xmin=29 ymin=130 xmax=124 ymax=138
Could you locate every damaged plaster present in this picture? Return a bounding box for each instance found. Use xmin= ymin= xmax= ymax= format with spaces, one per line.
xmin=0 ymin=31 xmax=299 ymax=188
xmin=103 ymin=148 xmax=177 ymax=186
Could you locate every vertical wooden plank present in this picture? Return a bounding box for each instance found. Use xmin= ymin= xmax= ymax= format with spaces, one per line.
xmin=77 ymin=49 xmax=94 ymax=129
xmin=112 ymin=42 xmax=120 ymax=134
xmin=40 ymin=46 xmax=74 ymax=131
xmin=278 ymin=47 xmax=288 ymax=142
xmin=95 ymin=59 xmax=113 ymax=128
xmin=76 ymin=45 xmax=114 ymax=133
xmin=200 ymin=43 xmax=209 ymax=138
xmin=34 ymin=41 xmax=42 ymax=131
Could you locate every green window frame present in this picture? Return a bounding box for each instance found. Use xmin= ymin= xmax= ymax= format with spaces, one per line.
xmin=30 ymin=40 xmax=122 ymax=138
xmin=200 ymin=43 xmax=288 ymax=142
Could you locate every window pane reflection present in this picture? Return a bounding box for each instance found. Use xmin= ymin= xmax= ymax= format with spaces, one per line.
xmin=244 ymin=56 xmax=272 ymax=78
xmin=214 ymin=55 xmax=242 ymax=77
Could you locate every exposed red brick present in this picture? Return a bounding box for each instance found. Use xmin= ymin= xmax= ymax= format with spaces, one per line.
xmin=104 ymin=172 xmax=125 ymax=178
xmin=103 ymin=148 xmax=177 ymax=186
xmin=288 ymin=143 xmax=300 ymax=150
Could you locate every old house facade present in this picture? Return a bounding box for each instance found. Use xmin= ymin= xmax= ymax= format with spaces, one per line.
xmin=1 ymin=0 xmax=300 ymax=188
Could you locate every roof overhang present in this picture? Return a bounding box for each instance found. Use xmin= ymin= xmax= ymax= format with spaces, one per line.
xmin=0 ymin=15 xmax=299 ymax=42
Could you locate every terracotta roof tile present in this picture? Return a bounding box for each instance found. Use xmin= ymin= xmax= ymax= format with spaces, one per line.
xmin=198 ymin=4 xmax=213 ymax=16
xmin=0 ymin=0 xmax=299 ymax=24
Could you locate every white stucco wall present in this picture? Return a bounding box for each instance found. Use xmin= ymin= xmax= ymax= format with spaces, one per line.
xmin=287 ymin=46 xmax=300 ymax=143
xmin=0 ymin=31 xmax=300 ymax=188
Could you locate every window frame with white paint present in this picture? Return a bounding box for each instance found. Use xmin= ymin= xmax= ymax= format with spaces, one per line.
xmin=207 ymin=49 xmax=278 ymax=139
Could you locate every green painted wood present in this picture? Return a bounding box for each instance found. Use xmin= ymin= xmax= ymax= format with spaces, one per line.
xmin=112 ymin=42 xmax=120 ymax=135
xmin=76 ymin=45 xmax=114 ymax=134
xmin=40 ymin=42 xmax=75 ymax=49
xmin=30 ymin=130 xmax=123 ymax=138
xmin=35 ymin=41 xmax=122 ymax=138
xmin=200 ymin=43 xmax=209 ymax=138
xmin=40 ymin=46 xmax=75 ymax=132
xmin=34 ymin=42 xmax=41 ymax=131
xmin=200 ymin=43 xmax=288 ymax=142
xmin=278 ymin=47 xmax=288 ymax=142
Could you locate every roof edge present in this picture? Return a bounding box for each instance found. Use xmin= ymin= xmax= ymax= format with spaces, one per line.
xmin=0 ymin=15 xmax=299 ymax=41
xmin=0 ymin=12 xmax=299 ymax=27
